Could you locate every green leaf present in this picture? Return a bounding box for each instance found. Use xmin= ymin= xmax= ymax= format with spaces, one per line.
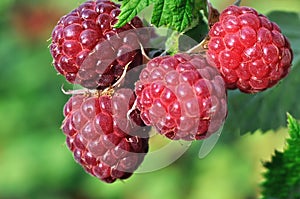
xmin=116 ymin=0 xmax=206 ymax=32
xmin=261 ymin=114 xmax=300 ymax=199
xmin=223 ymin=11 xmax=300 ymax=135
xmin=287 ymin=113 xmax=300 ymax=139
xmin=114 ymin=0 xmax=151 ymax=28
xmin=152 ymin=0 xmax=194 ymax=32
xmin=151 ymin=0 xmax=170 ymax=27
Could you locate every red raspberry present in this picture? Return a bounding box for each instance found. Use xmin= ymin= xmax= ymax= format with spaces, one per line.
xmin=62 ymin=88 xmax=149 ymax=183
xmin=206 ymin=5 xmax=293 ymax=93
xmin=135 ymin=53 xmax=228 ymax=141
xmin=50 ymin=0 xmax=145 ymax=89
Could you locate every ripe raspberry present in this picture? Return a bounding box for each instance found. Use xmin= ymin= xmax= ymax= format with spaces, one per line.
xmin=50 ymin=0 xmax=146 ymax=90
xmin=135 ymin=53 xmax=227 ymax=141
xmin=207 ymin=5 xmax=293 ymax=93
xmin=62 ymin=88 xmax=149 ymax=183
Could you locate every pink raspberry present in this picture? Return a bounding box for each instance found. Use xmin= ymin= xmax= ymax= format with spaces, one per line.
xmin=135 ymin=53 xmax=228 ymax=141
xmin=50 ymin=0 xmax=145 ymax=89
xmin=207 ymin=5 xmax=293 ymax=93
xmin=62 ymin=88 xmax=149 ymax=183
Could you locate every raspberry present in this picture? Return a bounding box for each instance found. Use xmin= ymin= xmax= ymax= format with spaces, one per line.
xmin=206 ymin=5 xmax=293 ymax=93
xmin=62 ymin=88 xmax=149 ymax=183
xmin=50 ymin=0 xmax=145 ymax=90
xmin=135 ymin=53 xmax=227 ymax=141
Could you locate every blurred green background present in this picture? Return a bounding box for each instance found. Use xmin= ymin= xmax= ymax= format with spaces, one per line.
xmin=0 ymin=0 xmax=299 ymax=199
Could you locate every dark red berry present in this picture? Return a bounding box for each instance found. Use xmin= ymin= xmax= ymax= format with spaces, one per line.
xmin=135 ymin=53 xmax=228 ymax=141
xmin=207 ymin=5 xmax=293 ymax=93
xmin=62 ymin=88 xmax=149 ymax=183
xmin=50 ymin=1 xmax=146 ymax=89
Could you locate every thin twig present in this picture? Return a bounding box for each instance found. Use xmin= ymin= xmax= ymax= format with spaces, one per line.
xmin=186 ymin=36 xmax=209 ymax=54
xmin=127 ymin=98 xmax=138 ymax=121
xmin=139 ymin=42 xmax=151 ymax=61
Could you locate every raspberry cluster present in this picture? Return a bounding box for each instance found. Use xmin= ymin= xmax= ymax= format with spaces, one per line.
xmin=49 ymin=0 xmax=293 ymax=183
xmin=50 ymin=0 xmax=145 ymax=89
xmin=206 ymin=5 xmax=293 ymax=93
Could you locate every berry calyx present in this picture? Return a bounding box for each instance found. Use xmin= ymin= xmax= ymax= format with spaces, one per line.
xmin=206 ymin=5 xmax=293 ymax=93
xmin=135 ymin=53 xmax=227 ymax=141
xmin=50 ymin=0 xmax=146 ymax=90
xmin=62 ymin=88 xmax=149 ymax=183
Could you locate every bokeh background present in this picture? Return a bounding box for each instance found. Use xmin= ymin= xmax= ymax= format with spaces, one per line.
xmin=0 ymin=0 xmax=299 ymax=198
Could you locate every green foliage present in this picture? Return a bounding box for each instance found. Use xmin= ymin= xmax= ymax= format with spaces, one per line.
xmin=224 ymin=11 xmax=300 ymax=135
xmin=114 ymin=0 xmax=150 ymax=28
xmin=115 ymin=0 xmax=206 ymax=32
xmin=261 ymin=114 xmax=300 ymax=199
